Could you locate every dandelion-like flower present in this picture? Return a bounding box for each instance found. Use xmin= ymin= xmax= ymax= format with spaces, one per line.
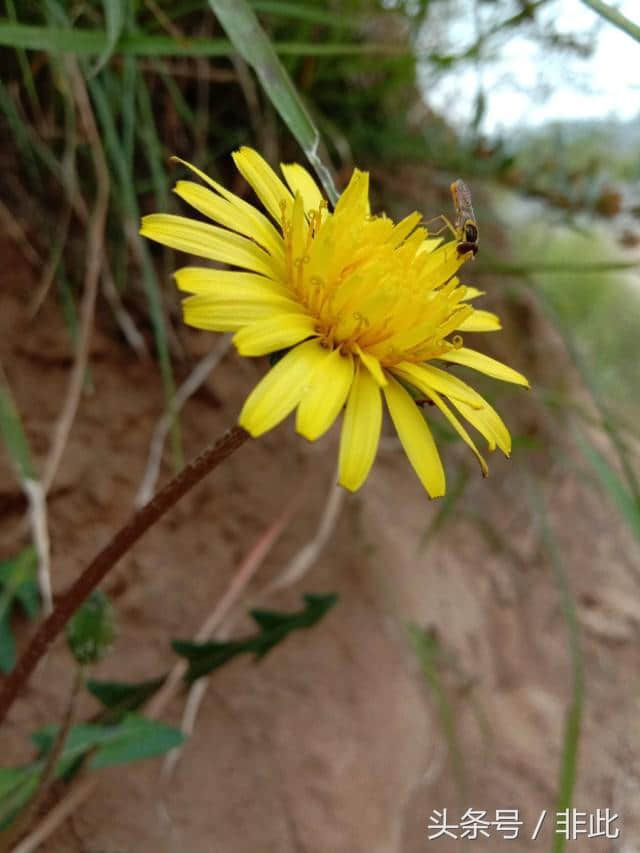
xmin=140 ymin=148 xmax=528 ymax=497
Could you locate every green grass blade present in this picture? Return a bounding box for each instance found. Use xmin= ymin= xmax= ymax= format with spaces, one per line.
xmin=0 ymin=21 xmax=399 ymax=60
xmin=527 ymin=477 xmax=584 ymax=853
xmin=207 ymin=0 xmax=338 ymax=203
xmin=408 ymin=625 xmax=467 ymax=799
xmin=4 ymin=0 xmax=42 ymax=118
xmin=89 ymin=0 xmax=125 ymax=76
xmin=575 ymin=431 xmax=640 ymax=543
xmin=136 ymin=77 xmax=169 ymax=209
xmin=579 ymin=0 xmax=640 ymax=43
xmin=88 ymin=75 xmax=182 ymax=467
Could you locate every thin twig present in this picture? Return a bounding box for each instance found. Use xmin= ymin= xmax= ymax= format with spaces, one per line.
xmin=135 ymin=336 xmax=232 ymax=507
xmin=100 ymin=264 xmax=150 ymax=359
xmin=0 ymin=425 xmax=250 ymax=727
xmin=263 ymin=477 xmax=345 ymax=594
xmin=22 ymin=480 xmax=52 ymax=615
xmin=9 ymin=776 xmax=97 ymax=853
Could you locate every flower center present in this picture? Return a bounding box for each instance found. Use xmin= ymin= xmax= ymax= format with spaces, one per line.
xmin=281 ymin=198 xmax=472 ymax=367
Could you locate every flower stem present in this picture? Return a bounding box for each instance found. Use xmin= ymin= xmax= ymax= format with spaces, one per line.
xmin=0 ymin=425 xmax=250 ymax=727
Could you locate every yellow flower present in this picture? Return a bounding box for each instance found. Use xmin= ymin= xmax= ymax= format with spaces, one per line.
xmin=140 ymin=148 xmax=528 ymax=497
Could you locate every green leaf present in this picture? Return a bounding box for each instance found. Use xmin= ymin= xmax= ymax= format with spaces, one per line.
xmin=0 ymin=546 xmax=39 ymax=674
xmin=65 ymin=590 xmax=117 ymax=665
xmin=173 ymin=593 xmax=338 ymax=683
xmin=207 ymin=0 xmax=339 ymax=203
xmin=30 ymin=714 xmax=183 ymax=772
xmin=0 ymin=715 xmax=184 ymax=827
xmin=0 ymin=616 xmax=16 ymax=675
xmin=86 ymin=676 xmax=166 ymax=713
xmin=88 ymin=716 xmax=184 ymax=768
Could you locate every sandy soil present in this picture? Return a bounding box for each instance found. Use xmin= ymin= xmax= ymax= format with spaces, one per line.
xmin=1 ymin=239 xmax=640 ymax=853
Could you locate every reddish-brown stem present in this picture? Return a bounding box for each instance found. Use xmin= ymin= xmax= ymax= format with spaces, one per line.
xmin=0 ymin=425 xmax=250 ymax=727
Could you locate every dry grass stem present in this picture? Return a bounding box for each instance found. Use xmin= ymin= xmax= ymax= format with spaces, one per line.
xmin=135 ymin=335 xmax=232 ymax=507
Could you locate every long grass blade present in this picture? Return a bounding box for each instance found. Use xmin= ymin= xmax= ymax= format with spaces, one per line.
xmin=208 ymin=0 xmax=338 ymax=203
xmin=575 ymin=431 xmax=640 ymax=543
xmin=527 ymin=477 xmax=584 ymax=853
xmin=0 ymin=22 xmax=401 ymax=60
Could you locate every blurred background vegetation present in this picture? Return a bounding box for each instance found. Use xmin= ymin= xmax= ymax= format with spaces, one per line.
xmin=1 ymin=0 xmax=640 ymax=847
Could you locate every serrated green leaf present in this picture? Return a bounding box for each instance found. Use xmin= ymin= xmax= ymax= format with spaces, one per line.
xmin=173 ymin=593 xmax=338 ymax=683
xmin=86 ymin=676 xmax=166 ymax=713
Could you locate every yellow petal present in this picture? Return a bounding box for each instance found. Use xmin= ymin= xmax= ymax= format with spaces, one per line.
xmin=280 ymin=162 xmax=324 ymax=213
xmin=233 ymin=313 xmax=316 ymax=356
xmin=354 ymin=344 xmax=387 ymax=387
xmin=173 ymin=180 xmax=284 ymax=261
xmin=296 ymin=348 xmax=354 ymax=440
xmin=140 ymin=214 xmax=282 ymax=279
xmin=439 ymin=347 xmax=530 ymax=387
xmin=388 ymin=211 xmax=422 ymax=247
xmin=333 ymin=168 xmax=370 ymax=220
xmin=338 ymin=363 xmax=382 ymax=491
xmin=457 ymin=310 xmax=502 ymax=332
xmin=390 ymin=361 xmax=483 ymax=408
xmin=383 ymin=375 xmax=445 ymax=498
xmin=172 ymin=157 xmax=285 ymax=255
xmin=461 ymin=286 xmax=485 ymax=300
xmin=417 ymin=236 xmax=444 ymax=254
xmin=232 ymin=147 xmax=293 ymax=224
xmin=426 ymin=388 xmax=488 ymax=476
xmin=174 ymin=267 xmax=289 ymax=298
xmin=451 ymin=396 xmax=512 ymax=456
xmin=238 ymin=339 xmax=326 ymax=437
xmin=182 ymin=290 xmax=303 ymax=332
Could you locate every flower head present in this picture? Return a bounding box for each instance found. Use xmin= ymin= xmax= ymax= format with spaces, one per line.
xmin=140 ymin=148 xmax=528 ymax=497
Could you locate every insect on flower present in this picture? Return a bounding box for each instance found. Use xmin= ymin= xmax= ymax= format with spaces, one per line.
xmin=450 ymin=179 xmax=479 ymax=257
